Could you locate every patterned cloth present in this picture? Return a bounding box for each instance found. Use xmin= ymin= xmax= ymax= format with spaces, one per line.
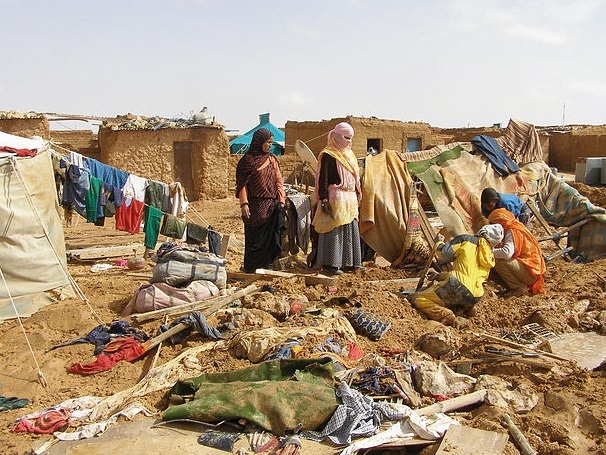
xmin=301 ymin=382 xmax=409 ymax=445
xmin=235 ymin=128 xmax=285 ymax=228
xmin=345 ymin=308 xmax=391 ymax=341
xmin=537 ymin=171 xmax=606 ymax=261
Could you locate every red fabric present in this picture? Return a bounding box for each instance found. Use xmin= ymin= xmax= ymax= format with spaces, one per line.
xmin=115 ymin=198 xmax=144 ymax=234
xmin=68 ymin=337 xmax=147 ymax=375
xmin=12 ymin=408 xmax=71 ymax=434
xmin=348 ymin=343 xmax=364 ymax=360
xmin=431 ymin=393 xmax=455 ymax=402
xmin=0 ymin=146 xmax=37 ymax=157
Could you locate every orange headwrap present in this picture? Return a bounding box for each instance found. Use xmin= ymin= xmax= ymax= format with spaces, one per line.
xmin=488 ymin=208 xmax=546 ymax=294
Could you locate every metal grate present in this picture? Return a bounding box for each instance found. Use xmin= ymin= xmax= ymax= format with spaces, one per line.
xmin=502 ymin=323 xmax=560 ymax=347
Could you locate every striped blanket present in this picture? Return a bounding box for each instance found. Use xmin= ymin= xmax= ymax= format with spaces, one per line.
xmin=537 ymin=172 xmax=606 ymax=261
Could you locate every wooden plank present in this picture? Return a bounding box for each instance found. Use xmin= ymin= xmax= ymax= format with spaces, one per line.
xmin=67 ymin=244 xmax=146 ymax=260
xmin=304 ymin=273 xmax=336 ymax=287
xmin=255 ymin=268 xmax=297 ymax=278
xmin=219 ymin=233 xmax=231 ymax=258
xmin=366 ymin=277 xmax=420 ymax=287
xmin=418 ymin=203 xmax=436 ymax=248
xmin=483 ymin=353 xmax=553 ymax=369
xmin=228 ymin=271 xmax=267 ymax=283
xmin=373 ymin=437 xmax=435 ymax=448
xmin=436 ymin=425 xmax=508 ymax=455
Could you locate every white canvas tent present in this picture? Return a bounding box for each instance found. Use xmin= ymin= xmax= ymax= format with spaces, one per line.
xmin=0 ymin=130 xmax=71 ymax=318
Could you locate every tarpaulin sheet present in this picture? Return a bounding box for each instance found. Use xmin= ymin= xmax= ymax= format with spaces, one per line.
xmin=409 ymin=146 xmax=547 ymax=236
xmin=163 ymin=358 xmax=339 ymax=434
xmin=359 ymin=149 xmax=414 ymax=262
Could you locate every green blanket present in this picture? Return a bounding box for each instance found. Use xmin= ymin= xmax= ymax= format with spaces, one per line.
xmin=163 ymin=358 xmax=339 ymax=434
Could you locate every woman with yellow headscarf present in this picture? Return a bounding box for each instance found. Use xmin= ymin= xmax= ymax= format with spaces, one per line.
xmin=487 ymin=208 xmax=546 ymax=295
xmin=312 ymin=122 xmax=362 ymax=275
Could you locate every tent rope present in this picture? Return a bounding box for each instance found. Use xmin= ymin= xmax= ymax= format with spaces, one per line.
xmin=0 ymin=265 xmax=48 ymax=387
xmin=8 ymin=157 xmax=103 ymax=325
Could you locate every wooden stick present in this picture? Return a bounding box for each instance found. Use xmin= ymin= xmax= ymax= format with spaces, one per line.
xmin=483 ymin=353 xmax=553 ymax=369
xmin=141 ymin=322 xmax=190 ymax=351
xmin=503 ymin=413 xmax=537 ymax=455
xmin=526 ymin=202 xmax=561 ymax=248
xmin=149 ymin=315 xmax=169 ymax=370
xmin=416 ymin=389 xmax=487 ymax=416
xmin=474 ymin=332 xmax=570 ymax=362
xmin=537 ymin=218 xmax=588 ymax=242
xmin=131 ymin=284 xmax=258 ymax=322
xmin=416 ymin=241 xmax=440 ymax=292
xmin=593 ymin=271 xmax=606 ymax=285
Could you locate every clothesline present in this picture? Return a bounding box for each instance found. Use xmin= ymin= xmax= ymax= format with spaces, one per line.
xmin=49 ymin=145 xmax=224 ymax=238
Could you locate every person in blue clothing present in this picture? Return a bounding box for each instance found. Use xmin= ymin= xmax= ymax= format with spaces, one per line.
xmin=481 ymin=187 xmax=532 ymax=227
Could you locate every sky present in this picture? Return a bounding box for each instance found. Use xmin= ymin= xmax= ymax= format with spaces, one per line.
xmin=2 ymin=0 xmax=605 ymax=133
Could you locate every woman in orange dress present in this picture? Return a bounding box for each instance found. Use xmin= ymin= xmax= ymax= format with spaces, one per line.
xmin=487 ymin=208 xmax=546 ymax=295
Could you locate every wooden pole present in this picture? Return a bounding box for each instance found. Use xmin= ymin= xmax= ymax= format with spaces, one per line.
xmin=503 ymin=413 xmax=537 ymax=455
xmin=416 ymin=389 xmax=487 ymax=416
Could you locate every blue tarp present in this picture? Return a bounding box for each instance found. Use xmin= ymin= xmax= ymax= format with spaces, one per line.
xmin=229 ymin=113 xmax=285 ymax=156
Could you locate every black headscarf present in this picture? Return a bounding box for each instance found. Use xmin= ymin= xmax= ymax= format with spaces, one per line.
xmin=248 ymin=128 xmax=273 ymax=155
xmin=235 ymin=128 xmax=275 ymax=197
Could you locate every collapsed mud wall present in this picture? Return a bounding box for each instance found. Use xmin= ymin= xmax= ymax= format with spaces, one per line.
xmin=98 ymin=126 xmax=229 ymax=201
xmin=50 ymin=130 xmax=99 ymax=160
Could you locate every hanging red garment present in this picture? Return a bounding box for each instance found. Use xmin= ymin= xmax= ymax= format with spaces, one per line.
xmin=68 ymin=337 xmax=146 ymax=375
xmin=115 ymin=197 xmax=144 ymax=234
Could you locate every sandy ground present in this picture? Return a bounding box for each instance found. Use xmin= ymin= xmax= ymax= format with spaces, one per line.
xmin=1 ymin=176 xmax=606 ymax=455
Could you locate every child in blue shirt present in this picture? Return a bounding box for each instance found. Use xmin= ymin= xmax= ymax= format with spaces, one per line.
xmin=481 ymin=187 xmax=531 ymax=226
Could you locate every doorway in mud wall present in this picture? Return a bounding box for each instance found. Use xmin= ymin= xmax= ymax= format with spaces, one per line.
xmin=173 ymin=141 xmax=195 ymax=200
xmin=367 ymin=138 xmax=382 ymax=155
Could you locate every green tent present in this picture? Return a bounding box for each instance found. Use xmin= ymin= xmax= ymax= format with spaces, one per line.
xmin=229 ymin=113 xmax=285 ymax=156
